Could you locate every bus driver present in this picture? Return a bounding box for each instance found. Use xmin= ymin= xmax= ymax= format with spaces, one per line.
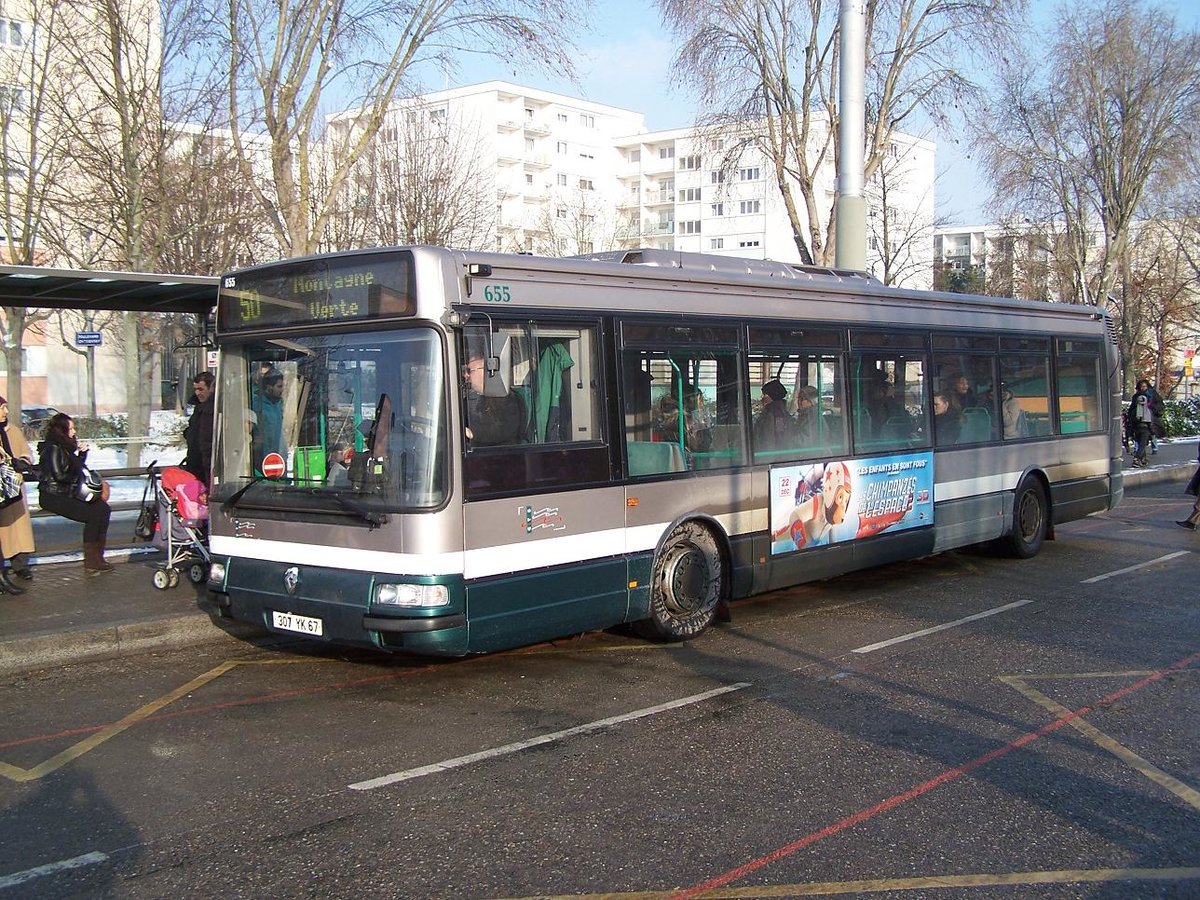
xmin=463 ymin=353 xmax=525 ymax=446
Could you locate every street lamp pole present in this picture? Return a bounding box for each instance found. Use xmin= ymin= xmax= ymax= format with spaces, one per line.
xmin=834 ymin=0 xmax=866 ymax=272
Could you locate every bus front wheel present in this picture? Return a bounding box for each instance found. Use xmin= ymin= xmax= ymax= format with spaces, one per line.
xmin=1005 ymin=477 xmax=1048 ymax=559
xmin=635 ymin=521 xmax=723 ymax=642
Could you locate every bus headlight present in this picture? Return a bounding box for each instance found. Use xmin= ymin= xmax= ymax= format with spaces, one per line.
xmin=374 ymin=583 xmax=449 ymax=608
xmin=208 ymin=561 xmax=227 ymax=587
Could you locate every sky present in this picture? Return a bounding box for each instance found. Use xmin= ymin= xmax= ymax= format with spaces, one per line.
xmin=440 ymin=0 xmax=1200 ymax=229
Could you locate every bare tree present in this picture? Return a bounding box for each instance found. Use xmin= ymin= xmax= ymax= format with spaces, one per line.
xmin=659 ymin=0 xmax=1024 ymax=266
xmin=326 ymin=104 xmax=496 ymax=252
xmin=531 ymin=188 xmax=637 ymax=257
xmin=221 ymin=0 xmax=580 ymax=259
xmin=863 ymin=145 xmax=939 ymax=287
xmin=975 ymin=0 xmax=1200 ymax=307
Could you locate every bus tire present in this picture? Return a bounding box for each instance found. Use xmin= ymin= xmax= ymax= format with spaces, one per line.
xmin=635 ymin=521 xmax=722 ymax=642
xmin=1005 ymin=477 xmax=1048 ymax=559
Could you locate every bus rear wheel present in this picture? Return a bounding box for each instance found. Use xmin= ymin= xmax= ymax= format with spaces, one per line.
xmin=1005 ymin=477 xmax=1048 ymax=559
xmin=635 ymin=521 xmax=723 ymax=642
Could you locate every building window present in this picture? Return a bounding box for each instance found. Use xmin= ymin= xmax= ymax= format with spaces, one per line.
xmin=868 ymin=236 xmax=879 ymax=250
xmin=710 ymin=171 xmax=725 ymax=184
xmin=710 ymin=203 xmax=724 ymax=217
xmin=625 ymin=148 xmax=641 ymax=163
xmin=579 ymin=178 xmax=594 ymax=191
xmin=557 ymin=112 xmax=568 ymax=123
xmin=739 ymin=199 xmax=761 ymax=214
xmin=680 ymin=187 xmax=701 ymax=203
xmin=525 ymin=173 xmax=534 ymax=186
xmin=525 ymin=137 xmax=535 ymax=152
xmin=679 ymin=154 xmax=701 ymax=170
xmin=580 ymin=113 xmax=595 ymax=128
xmin=680 ymin=220 xmax=701 ymax=235
xmin=0 ymin=20 xmax=23 ymax=48
xmin=579 ymin=241 xmax=593 ymax=254
xmin=710 ymin=238 xmax=724 ymax=250
xmin=557 ymin=208 xmax=567 ymax=219
xmin=429 ymin=107 xmax=446 ymax=121
xmin=659 ymin=146 xmax=675 ymax=160
xmin=0 ymin=85 xmax=26 ymax=113
xmin=738 ymin=239 xmax=760 ymax=248
xmin=557 ymin=173 xmax=568 ymax=186
xmin=556 ymin=141 xmax=567 ymax=155
xmin=739 ymin=167 xmax=760 ymax=181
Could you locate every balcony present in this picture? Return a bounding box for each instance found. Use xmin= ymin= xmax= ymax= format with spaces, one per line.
xmin=645 ymin=190 xmax=675 ymax=207
xmin=522 ymin=155 xmax=551 ymax=169
xmin=523 ymin=119 xmax=551 ymax=136
xmin=497 ymin=119 xmax=521 ymax=132
xmin=645 ymin=220 xmax=675 ymax=235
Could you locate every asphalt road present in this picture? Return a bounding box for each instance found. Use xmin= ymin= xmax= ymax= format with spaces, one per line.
xmin=1 ymin=476 xmax=1197 ymax=898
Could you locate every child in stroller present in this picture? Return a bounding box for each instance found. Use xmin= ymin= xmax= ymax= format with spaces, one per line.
xmin=136 ymin=462 xmax=210 ymax=589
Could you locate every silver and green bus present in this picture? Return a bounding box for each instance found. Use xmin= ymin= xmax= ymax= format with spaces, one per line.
xmin=207 ymin=246 xmax=1123 ymax=656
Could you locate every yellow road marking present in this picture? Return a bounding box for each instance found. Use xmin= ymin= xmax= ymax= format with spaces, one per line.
xmin=0 ymin=659 xmax=315 ymax=782
xmin=1000 ymin=671 xmax=1200 ymax=810
xmin=498 ymin=866 xmax=1200 ymax=898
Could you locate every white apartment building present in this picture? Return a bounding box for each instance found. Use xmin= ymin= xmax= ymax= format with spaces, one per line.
xmin=377 ymin=81 xmax=937 ymax=288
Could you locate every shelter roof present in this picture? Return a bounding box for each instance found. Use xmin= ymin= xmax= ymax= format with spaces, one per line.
xmin=0 ymin=265 xmax=217 ymax=315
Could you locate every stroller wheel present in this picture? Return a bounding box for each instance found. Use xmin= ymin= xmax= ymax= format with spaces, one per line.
xmin=188 ymin=562 xmax=209 ymax=584
xmin=167 ymin=569 xmax=181 ymax=588
xmin=152 ymin=568 xmax=171 ymax=590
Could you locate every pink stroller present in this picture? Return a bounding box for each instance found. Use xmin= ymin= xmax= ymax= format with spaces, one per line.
xmin=150 ymin=465 xmax=210 ymax=589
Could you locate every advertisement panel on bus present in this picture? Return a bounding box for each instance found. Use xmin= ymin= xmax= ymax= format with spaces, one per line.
xmin=769 ymin=452 xmax=934 ymax=553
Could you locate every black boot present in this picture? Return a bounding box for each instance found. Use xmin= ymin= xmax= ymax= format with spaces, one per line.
xmin=0 ymin=567 xmax=24 ymax=594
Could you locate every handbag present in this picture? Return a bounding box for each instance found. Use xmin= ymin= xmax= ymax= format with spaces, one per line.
xmin=0 ymin=459 xmax=23 ymax=507
xmin=75 ymin=467 xmax=104 ymax=503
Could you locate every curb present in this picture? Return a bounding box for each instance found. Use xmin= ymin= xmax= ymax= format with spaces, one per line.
xmin=1121 ymin=462 xmax=1194 ymax=489
xmin=0 ymin=613 xmax=266 ymax=677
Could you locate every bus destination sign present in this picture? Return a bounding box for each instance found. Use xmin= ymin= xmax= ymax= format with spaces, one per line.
xmin=217 ymin=251 xmax=415 ymax=332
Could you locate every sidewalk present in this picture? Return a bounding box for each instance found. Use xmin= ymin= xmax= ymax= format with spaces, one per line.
xmin=1 ymin=444 xmax=1196 ymax=676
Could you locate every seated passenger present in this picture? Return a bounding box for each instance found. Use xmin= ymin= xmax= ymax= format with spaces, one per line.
xmin=753 ymin=379 xmax=795 ymax=452
xmin=654 ymin=383 xmax=712 ymax=453
xmin=999 ymin=383 xmax=1025 ymax=438
xmin=949 ymin=374 xmax=977 ymax=413
xmin=932 ymin=392 xmax=960 ymax=445
xmin=463 ymin=353 xmax=524 ymax=446
xmin=794 ymin=385 xmax=819 ymax=446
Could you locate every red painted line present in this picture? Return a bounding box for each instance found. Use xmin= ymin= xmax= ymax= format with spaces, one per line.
xmin=674 ymin=650 xmax=1200 ymax=900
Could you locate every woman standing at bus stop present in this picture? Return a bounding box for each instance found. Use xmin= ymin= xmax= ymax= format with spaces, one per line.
xmin=0 ymin=397 xmax=35 ymax=594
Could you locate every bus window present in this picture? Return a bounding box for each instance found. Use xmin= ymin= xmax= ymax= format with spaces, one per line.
xmin=462 ymin=321 xmax=603 ymax=448
xmin=1055 ymin=340 xmax=1103 ymax=434
xmin=623 ymin=348 xmax=744 ymax=474
xmin=999 ymin=339 xmax=1051 ymax=438
xmin=850 ymin=355 xmax=926 ymax=453
xmin=748 ymin=352 xmax=847 ymax=461
xmin=932 ymin=352 xmax=998 ymax=444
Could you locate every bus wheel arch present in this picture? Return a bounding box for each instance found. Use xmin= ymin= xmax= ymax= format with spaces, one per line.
xmin=1004 ymin=472 xmax=1051 ymax=559
xmin=634 ymin=518 xmax=727 ymax=642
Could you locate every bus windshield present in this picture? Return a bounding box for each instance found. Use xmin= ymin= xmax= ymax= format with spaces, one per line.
xmin=211 ymin=327 xmax=447 ymax=515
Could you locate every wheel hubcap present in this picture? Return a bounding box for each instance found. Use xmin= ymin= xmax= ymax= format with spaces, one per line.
xmin=660 ymin=544 xmax=711 ymax=616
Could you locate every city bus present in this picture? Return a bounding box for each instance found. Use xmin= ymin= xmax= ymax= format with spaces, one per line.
xmin=206 ymin=246 xmax=1123 ymax=656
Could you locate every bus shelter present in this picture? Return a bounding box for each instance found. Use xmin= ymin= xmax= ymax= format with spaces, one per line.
xmin=0 ymin=264 xmax=219 ymax=510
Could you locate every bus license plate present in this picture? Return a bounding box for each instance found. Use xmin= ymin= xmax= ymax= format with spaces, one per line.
xmin=271 ymin=610 xmax=324 ymax=636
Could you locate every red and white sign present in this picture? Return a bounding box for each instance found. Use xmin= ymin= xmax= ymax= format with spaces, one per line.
xmin=261 ymin=452 xmax=286 ymax=478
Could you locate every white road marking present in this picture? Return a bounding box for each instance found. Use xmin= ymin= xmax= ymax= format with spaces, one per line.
xmin=348 ymin=682 xmax=752 ymax=791
xmin=852 ymin=599 xmax=1034 ymax=654
xmin=0 ymin=851 xmax=109 ymax=889
xmin=1081 ymin=551 xmax=1190 ymax=583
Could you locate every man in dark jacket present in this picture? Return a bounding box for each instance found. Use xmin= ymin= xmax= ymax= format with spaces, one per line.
xmin=183 ymin=372 xmax=214 ymax=485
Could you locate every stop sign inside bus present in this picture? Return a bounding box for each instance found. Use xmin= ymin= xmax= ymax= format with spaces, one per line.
xmin=261 ymin=452 xmax=286 ymax=478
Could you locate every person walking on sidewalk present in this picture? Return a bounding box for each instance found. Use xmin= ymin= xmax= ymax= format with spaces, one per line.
xmin=37 ymin=413 xmax=113 ymax=575
xmin=0 ymin=397 xmax=34 ymax=594
xmin=1177 ymin=441 xmax=1200 ymax=531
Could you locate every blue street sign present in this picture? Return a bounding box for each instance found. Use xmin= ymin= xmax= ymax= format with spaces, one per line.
xmin=75 ymin=331 xmax=102 ymax=347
